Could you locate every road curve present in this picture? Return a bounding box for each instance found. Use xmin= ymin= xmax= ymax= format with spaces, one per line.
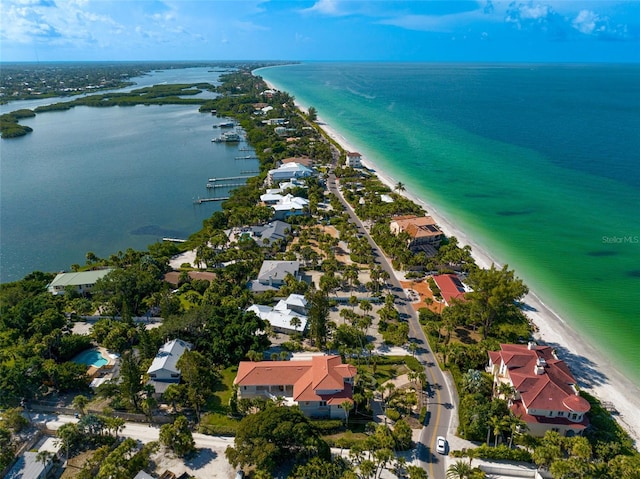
xmin=327 ymin=172 xmax=457 ymax=479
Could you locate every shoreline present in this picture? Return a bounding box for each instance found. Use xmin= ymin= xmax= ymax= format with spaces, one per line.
xmin=262 ymin=78 xmax=640 ymax=445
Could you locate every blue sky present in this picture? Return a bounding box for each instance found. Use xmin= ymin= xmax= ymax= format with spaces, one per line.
xmin=1 ymin=1 xmax=638 ymax=62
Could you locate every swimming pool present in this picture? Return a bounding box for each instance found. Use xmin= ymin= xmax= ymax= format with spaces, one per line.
xmin=72 ymin=348 xmax=108 ymax=368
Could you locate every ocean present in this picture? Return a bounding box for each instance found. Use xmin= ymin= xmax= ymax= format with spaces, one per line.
xmin=258 ymin=63 xmax=640 ymax=385
xmin=0 ymin=67 xmax=258 ymax=282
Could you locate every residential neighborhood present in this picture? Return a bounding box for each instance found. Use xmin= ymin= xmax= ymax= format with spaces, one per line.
xmin=1 ymin=66 xmax=637 ymax=479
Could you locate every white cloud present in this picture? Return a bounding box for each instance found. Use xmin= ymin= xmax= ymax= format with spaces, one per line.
xmin=573 ymin=9 xmax=599 ymax=34
xmin=302 ymin=0 xmax=340 ymax=15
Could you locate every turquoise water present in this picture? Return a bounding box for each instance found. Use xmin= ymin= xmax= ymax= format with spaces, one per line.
xmin=258 ymin=63 xmax=640 ymax=385
xmin=72 ymin=349 xmax=108 ymax=368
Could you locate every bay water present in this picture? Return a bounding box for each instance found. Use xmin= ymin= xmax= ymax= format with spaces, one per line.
xmin=259 ymin=63 xmax=640 ymax=385
xmin=0 ymin=67 xmax=257 ymax=282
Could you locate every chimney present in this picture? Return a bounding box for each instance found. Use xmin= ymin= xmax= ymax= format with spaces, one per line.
xmin=535 ymin=357 xmax=546 ymax=375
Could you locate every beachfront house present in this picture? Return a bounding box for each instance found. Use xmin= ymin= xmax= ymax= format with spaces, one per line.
xmin=147 ymin=339 xmax=192 ymax=394
xmin=47 ymin=269 xmax=113 ymax=296
xmin=345 ymin=151 xmax=363 ymax=168
xmin=390 ymin=215 xmax=444 ymax=254
xmin=487 ymin=342 xmax=591 ymax=437
xmin=432 ymin=274 xmax=467 ymax=306
xmin=247 ymin=293 xmax=308 ymax=334
xmin=248 ymin=260 xmax=301 ymax=292
xmin=234 ymin=354 xmax=357 ymax=418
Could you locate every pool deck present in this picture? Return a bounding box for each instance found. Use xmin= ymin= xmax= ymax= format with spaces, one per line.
xmin=85 ymin=347 xmax=117 ymax=378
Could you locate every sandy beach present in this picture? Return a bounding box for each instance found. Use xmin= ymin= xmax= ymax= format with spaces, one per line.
xmin=301 ymin=104 xmax=640 ymax=446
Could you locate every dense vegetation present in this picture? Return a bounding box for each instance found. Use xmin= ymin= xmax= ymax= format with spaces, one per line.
xmin=1 ymin=63 xmax=637 ymax=478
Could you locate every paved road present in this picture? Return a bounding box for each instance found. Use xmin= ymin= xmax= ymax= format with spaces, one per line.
xmin=43 ymin=414 xmax=235 ymax=450
xmin=327 ymin=172 xmax=456 ymax=479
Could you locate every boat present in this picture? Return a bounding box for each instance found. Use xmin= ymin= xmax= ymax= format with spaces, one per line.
xmin=212 ymin=131 xmax=241 ymax=143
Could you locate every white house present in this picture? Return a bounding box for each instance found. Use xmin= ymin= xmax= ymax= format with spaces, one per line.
xmin=267 ymin=162 xmax=314 ymax=186
xmin=247 ymin=294 xmax=308 ymax=334
xmin=47 ymin=269 xmax=113 ymax=296
xmin=147 ymin=339 xmax=192 ymax=393
xmin=271 ymin=194 xmax=310 ymax=220
xmin=345 ymin=152 xmax=363 ymax=168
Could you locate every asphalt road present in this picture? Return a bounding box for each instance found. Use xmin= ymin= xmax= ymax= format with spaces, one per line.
xmin=327 ymin=172 xmax=456 ymax=479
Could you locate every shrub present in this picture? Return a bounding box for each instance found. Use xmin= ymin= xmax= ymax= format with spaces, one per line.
xmin=311 ymin=419 xmax=344 ymax=435
xmin=470 ymin=444 xmax=533 ymax=462
xmin=419 ymin=406 xmax=428 ymax=425
xmin=386 ymin=408 xmax=401 ymax=422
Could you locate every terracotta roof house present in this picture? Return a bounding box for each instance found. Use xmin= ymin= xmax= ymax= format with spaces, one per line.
xmin=389 ymin=215 xmax=443 ymax=253
xmin=234 ymin=354 xmax=357 ymax=418
xmin=487 ymin=343 xmax=590 ymax=437
xmin=282 ymin=156 xmax=313 ymax=167
xmin=432 ymin=274 xmax=467 ymax=306
xmin=163 ymin=271 xmax=216 ymax=287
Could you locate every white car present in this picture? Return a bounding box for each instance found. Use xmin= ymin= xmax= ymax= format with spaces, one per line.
xmin=436 ymin=436 xmax=447 ymax=454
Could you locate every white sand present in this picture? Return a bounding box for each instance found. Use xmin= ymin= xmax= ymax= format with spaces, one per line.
xmin=284 ymin=95 xmax=640 ymax=446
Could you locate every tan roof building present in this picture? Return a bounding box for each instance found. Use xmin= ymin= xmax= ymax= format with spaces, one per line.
xmin=234 ymin=354 xmax=357 ymax=418
xmin=487 ymin=343 xmax=590 ymax=437
xmin=390 ymin=215 xmax=444 ymax=252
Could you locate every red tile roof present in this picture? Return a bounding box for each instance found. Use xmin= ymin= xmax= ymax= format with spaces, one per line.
xmin=492 ymin=344 xmax=590 ymax=416
xmin=235 ymin=355 xmax=356 ymax=404
xmin=392 ymin=215 xmax=442 ymax=240
xmin=432 ymin=274 xmax=466 ymax=304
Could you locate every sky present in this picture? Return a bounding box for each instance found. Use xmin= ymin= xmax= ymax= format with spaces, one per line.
xmin=1 ymin=0 xmax=638 ymax=63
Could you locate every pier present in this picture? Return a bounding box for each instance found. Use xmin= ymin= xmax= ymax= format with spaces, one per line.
xmin=162 ymin=238 xmax=187 ymax=243
xmin=193 ymin=197 xmax=229 ymax=204
xmin=207 ymin=175 xmax=251 ymax=182
xmin=206 ymin=183 xmax=245 ymax=189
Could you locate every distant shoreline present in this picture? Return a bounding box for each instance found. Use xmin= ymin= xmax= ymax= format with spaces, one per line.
xmin=257 ymin=72 xmax=640 ymax=446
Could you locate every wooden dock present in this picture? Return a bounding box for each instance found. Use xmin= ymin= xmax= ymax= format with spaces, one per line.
xmin=193 ymin=197 xmax=229 ymax=204
xmin=207 ymin=175 xmax=250 ymax=182
xmin=206 ymin=183 xmax=244 ymax=189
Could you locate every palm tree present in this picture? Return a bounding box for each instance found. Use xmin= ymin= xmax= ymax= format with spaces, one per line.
xmin=447 ymin=460 xmax=473 ymax=479
xmin=290 ymin=316 xmax=302 ymax=333
xmin=497 ymin=381 xmax=515 ymax=401
xmin=341 ymin=400 xmax=353 ymax=427
xmin=71 ymin=394 xmax=88 ymax=417
xmin=394 ymin=182 xmax=406 ymax=193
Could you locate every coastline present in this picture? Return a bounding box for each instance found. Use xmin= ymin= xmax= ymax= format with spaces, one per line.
xmin=264 ymin=79 xmax=640 ymax=446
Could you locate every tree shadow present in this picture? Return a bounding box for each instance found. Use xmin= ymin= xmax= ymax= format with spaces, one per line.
xmin=185 ymin=448 xmax=218 ymax=470
xmin=544 ymin=342 xmax=608 ymax=388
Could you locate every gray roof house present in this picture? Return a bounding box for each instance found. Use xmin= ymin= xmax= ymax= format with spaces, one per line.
xmin=5 ymin=451 xmax=54 ymax=479
xmin=250 ymin=220 xmax=290 ymax=247
xmin=249 ymin=260 xmax=300 ymax=292
xmin=147 ymin=339 xmax=192 ymax=393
